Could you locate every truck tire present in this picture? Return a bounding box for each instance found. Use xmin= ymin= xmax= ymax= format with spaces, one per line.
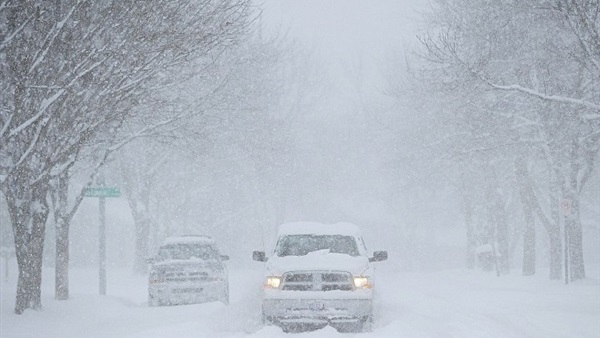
xmin=336 ymin=316 xmax=372 ymax=333
xmin=219 ymin=283 xmax=229 ymax=305
xmin=148 ymin=294 xmax=161 ymax=307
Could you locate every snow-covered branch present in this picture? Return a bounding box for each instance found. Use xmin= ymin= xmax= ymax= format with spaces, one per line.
xmin=8 ymin=89 xmax=65 ymax=137
xmin=0 ymin=12 xmax=33 ymax=52
xmin=484 ymin=82 xmax=600 ymax=119
xmin=28 ymin=2 xmax=80 ymax=75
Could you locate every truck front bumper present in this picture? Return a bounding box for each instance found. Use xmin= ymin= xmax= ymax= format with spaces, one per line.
xmin=262 ymin=293 xmax=372 ymax=325
xmin=148 ymin=281 xmax=225 ymax=305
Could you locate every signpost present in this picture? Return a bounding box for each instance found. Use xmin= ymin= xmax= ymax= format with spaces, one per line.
xmin=84 ymin=184 xmax=121 ymax=295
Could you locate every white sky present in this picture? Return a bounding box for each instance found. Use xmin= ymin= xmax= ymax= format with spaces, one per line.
xmin=259 ymin=0 xmax=427 ymax=112
xmin=260 ymin=0 xmax=425 ymax=61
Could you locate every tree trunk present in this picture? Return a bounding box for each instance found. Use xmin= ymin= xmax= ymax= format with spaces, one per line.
xmin=548 ymin=227 xmax=562 ymax=280
xmin=566 ymin=197 xmax=585 ymax=281
xmin=120 ymin=154 xmax=153 ymax=275
xmin=55 ymin=173 xmax=69 ymax=300
xmin=465 ymin=212 xmax=476 ymax=269
xmin=566 ymin=140 xmax=585 ymax=281
xmin=521 ymin=197 xmax=536 ymax=276
xmin=55 ymin=222 xmax=69 ymax=299
xmin=460 ymin=169 xmax=476 ymax=269
xmin=28 ymin=202 xmax=46 ymax=309
xmin=519 ymin=162 xmax=561 ymax=279
xmin=493 ymin=198 xmax=510 ymax=275
xmin=133 ymin=214 xmax=151 ymax=274
xmin=515 ymin=158 xmax=535 ymax=276
xmin=479 ymin=217 xmax=496 ymax=272
xmin=6 ymin=175 xmax=50 ymax=314
xmin=484 ymin=169 xmax=509 ymax=274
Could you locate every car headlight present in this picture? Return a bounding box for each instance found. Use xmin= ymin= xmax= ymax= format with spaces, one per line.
xmin=208 ymin=276 xmax=225 ymax=282
xmin=264 ymin=276 xmax=282 ymax=289
xmin=149 ymin=270 xmax=166 ymax=284
xmin=353 ymin=276 xmax=371 ymax=289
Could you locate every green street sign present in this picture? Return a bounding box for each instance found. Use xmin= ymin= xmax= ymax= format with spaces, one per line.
xmin=84 ymin=187 xmax=121 ymax=198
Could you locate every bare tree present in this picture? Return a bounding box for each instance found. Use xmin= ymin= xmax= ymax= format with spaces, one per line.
xmin=0 ymin=0 xmax=252 ymax=313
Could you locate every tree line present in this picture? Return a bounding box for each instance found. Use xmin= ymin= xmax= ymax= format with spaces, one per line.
xmin=387 ymin=0 xmax=599 ymax=280
xmin=0 ymin=0 xmax=262 ymax=314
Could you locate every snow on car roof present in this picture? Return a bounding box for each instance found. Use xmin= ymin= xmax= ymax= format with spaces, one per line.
xmin=163 ymin=235 xmax=216 ymax=245
xmin=277 ymin=222 xmax=362 ymax=236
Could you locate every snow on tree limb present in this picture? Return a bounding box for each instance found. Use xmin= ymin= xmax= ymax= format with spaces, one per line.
xmin=0 ymin=112 xmax=13 ymax=139
xmin=484 ymin=82 xmax=600 ymax=119
xmin=8 ymin=89 xmax=65 ymax=137
xmin=28 ymin=2 xmax=80 ymax=75
xmin=0 ymin=11 xmax=32 ymax=52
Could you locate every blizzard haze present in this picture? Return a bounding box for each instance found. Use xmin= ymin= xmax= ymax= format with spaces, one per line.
xmin=1 ymin=0 xmax=599 ymax=337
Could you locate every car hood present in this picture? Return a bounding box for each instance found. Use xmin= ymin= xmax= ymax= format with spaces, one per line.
xmin=265 ymin=249 xmax=370 ymax=276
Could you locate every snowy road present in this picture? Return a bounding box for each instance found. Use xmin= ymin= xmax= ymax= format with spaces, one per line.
xmin=2 ymin=264 xmax=599 ymax=337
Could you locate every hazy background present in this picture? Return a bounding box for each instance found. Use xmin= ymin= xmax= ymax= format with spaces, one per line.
xmin=1 ymin=0 xmax=598 ymax=279
xmin=63 ymin=0 xmax=463 ymax=271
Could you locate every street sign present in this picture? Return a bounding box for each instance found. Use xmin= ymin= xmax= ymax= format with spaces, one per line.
xmin=84 ymin=187 xmax=121 ymax=198
xmin=560 ymin=199 xmax=572 ymax=215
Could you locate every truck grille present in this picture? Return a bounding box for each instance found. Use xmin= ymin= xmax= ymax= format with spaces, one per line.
xmin=282 ymin=271 xmax=353 ymax=291
xmin=165 ymin=271 xmax=209 ymax=283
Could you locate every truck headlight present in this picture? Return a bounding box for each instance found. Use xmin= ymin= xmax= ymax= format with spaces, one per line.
xmin=264 ymin=276 xmax=282 ymax=289
xmin=353 ymin=276 xmax=371 ymax=289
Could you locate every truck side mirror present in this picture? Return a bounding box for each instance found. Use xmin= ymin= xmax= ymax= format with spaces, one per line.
xmin=369 ymin=251 xmax=388 ymax=262
xmin=252 ymin=251 xmax=267 ymax=262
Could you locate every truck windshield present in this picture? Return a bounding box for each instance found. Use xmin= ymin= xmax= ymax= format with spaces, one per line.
xmin=275 ymin=235 xmax=359 ymax=257
xmin=158 ymin=244 xmax=219 ymax=260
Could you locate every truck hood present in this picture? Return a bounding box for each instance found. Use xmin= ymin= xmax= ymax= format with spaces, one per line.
xmin=152 ymin=259 xmax=223 ymax=272
xmin=265 ymin=249 xmax=370 ymax=276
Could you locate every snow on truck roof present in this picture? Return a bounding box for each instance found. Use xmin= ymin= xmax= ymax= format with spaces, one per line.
xmin=277 ymin=222 xmax=362 ymax=236
xmin=163 ymin=235 xmax=216 ymax=245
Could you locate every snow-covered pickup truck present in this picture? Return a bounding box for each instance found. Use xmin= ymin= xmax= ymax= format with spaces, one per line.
xmin=252 ymin=222 xmax=388 ymax=332
xmin=147 ymin=235 xmax=230 ymax=306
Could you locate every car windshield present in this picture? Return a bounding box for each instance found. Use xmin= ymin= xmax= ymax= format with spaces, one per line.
xmin=157 ymin=243 xmax=219 ymax=261
xmin=275 ymin=235 xmax=359 ymax=257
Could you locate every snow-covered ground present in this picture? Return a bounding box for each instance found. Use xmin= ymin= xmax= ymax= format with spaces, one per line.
xmin=1 ymin=262 xmax=599 ymax=337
